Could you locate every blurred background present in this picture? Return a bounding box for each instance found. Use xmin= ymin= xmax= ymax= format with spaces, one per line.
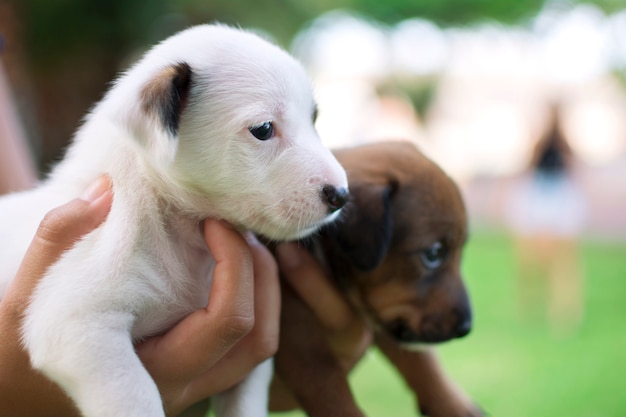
xmin=1 ymin=0 xmax=625 ymax=416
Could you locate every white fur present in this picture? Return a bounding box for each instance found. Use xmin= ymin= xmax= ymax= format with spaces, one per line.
xmin=0 ymin=24 xmax=347 ymax=417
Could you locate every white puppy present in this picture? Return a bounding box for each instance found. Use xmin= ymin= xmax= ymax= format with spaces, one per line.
xmin=0 ymin=24 xmax=349 ymax=417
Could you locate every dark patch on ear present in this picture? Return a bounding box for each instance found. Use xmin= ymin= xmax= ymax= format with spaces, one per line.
xmin=322 ymin=182 xmax=395 ymax=271
xmin=141 ymin=62 xmax=192 ymax=136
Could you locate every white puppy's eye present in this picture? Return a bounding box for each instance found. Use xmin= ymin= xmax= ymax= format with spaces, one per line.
xmin=249 ymin=121 xmax=274 ymax=141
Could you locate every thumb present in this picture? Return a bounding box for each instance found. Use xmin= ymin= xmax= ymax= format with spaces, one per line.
xmin=2 ymin=176 xmax=113 ymax=311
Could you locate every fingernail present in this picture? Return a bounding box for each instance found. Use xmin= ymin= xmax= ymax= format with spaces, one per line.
xmin=277 ymin=243 xmax=302 ymax=269
xmin=81 ymin=176 xmax=110 ymax=202
xmin=243 ymin=231 xmax=260 ymax=246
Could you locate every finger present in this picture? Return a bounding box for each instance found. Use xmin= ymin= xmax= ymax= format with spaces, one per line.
xmin=277 ymin=242 xmax=356 ymax=332
xmin=243 ymin=232 xmax=280 ymax=354
xmin=186 ymin=234 xmax=280 ymax=399
xmin=3 ymin=176 xmax=113 ymax=310
xmin=138 ymin=219 xmax=255 ymax=379
xmin=204 ymin=221 xmax=255 ymax=332
xmin=185 ymin=334 xmax=266 ymax=400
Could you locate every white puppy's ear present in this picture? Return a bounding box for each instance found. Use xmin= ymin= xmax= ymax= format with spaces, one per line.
xmin=140 ymin=62 xmax=192 ymax=137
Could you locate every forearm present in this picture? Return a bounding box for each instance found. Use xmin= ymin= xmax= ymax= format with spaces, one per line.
xmin=0 ymin=308 xmax=80 ymax=417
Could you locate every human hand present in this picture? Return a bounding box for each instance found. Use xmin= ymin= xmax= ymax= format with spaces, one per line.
xmin=137 ymin=219 xmax=280 ymax=416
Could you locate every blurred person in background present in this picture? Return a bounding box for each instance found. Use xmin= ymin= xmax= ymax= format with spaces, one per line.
xmin=504 ymin=104 xmax=587 ymax=337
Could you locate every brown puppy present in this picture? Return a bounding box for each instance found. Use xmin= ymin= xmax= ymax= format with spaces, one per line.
xmin=271 ymin=141 xmax=482 ymax=417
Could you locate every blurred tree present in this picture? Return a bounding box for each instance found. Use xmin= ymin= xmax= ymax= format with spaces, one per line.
xmin=323 ymin=0 xmax=545 ymax=26
xmin=4 ymin=0 xmax=174 ymax=170
xmin=19 ymin=0 xmax=169 ymax=69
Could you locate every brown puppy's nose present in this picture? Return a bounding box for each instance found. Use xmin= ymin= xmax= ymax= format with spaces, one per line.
xmin=453 ymin=310 xmax=472 ymax=338
xmin=322 ymin=185 xmax=349 ymax=212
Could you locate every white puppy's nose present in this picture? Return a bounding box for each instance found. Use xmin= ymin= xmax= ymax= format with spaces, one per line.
xmin=322 ymin=185 xmax=350 ymax=213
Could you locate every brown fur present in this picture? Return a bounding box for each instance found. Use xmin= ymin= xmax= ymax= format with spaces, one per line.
xmin=271 ymin=141 xmax=482 ymax=417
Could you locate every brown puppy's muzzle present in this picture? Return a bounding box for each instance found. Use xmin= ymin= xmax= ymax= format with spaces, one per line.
xmin=418 ymin=302 xmax=472 ymax=343
xmin=384 ymin=309 xmax=472 ymax=345
xmin=381 ymin=283 xmax=473 ymax=345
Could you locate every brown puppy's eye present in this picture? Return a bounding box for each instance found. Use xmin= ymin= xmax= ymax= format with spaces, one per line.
xmin=249 ymin=121 xmax=274 ymax=141
xmin=420 ymin=241 xmax=447 ymax=269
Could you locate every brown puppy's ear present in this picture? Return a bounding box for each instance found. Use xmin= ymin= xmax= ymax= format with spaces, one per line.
xmin=324 ymin=182 xmax=395 ymax=271
xmin=140 ymin=62 xmax=192 ymax=136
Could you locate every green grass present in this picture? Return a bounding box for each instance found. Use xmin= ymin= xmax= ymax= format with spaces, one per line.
xmin=270 ymin=231 xmax=626 ymax=417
